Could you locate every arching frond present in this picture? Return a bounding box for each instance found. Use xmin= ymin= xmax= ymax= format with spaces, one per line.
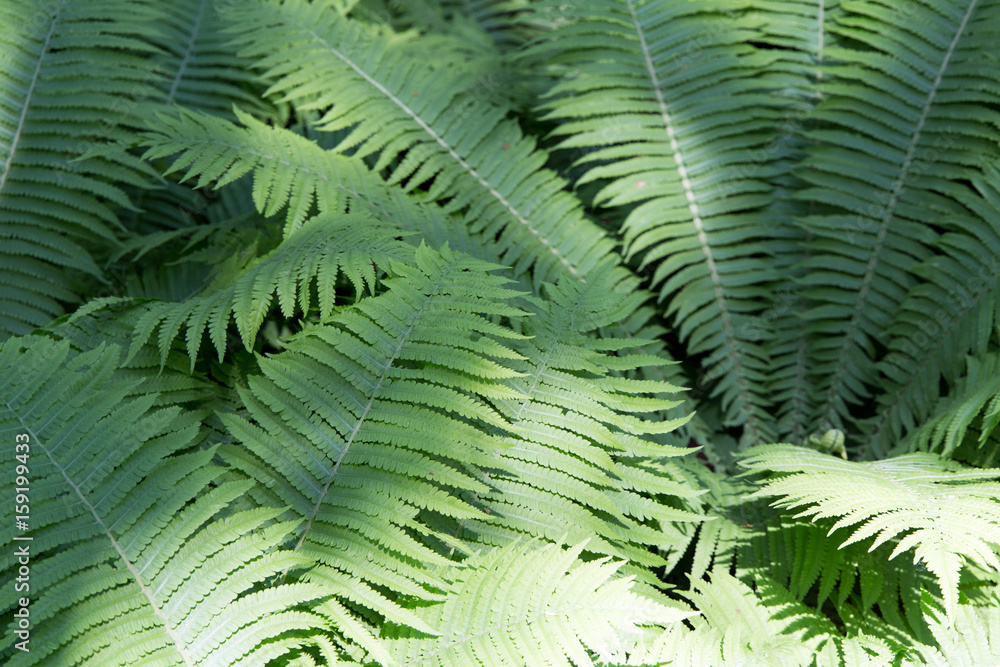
xmin=0 ymin=0 xmax=161 ymax=337
xmin=792 ymin=0 xmax=1000 ymax=434
xmin=891 ymin=354 xmax=1000 ymax=457
xmin=864 ymin=168 xmax=1000 ymax=456
xmin=78 ymin=213 xmax=414 ymax=369
xmin=531 ymin=0 xmax=789 ymax=445
xmin=150 ymin=0 xmax=272 ymax=117
xmin=915 ymin=590 xmax=1000 ymax=665
xmin=750 ymin=0 xmax=842 ymax=444
xmin=454 ymin=267 xmax=701 ymax=588
xmin=383 ymin=540 xmax=696 ymax=667
xmin=223 ymin=0 xmax=622 ymax=286
xmin=217 ymin=243 xmax=531 ymax=655
xmin=741 ymin=444 xmax=1000 ymax=620
xmin=0 ymin=336 xmax=333 ymax=666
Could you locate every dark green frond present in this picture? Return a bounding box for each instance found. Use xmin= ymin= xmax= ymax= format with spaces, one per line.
xmin=864 ymin=168 xmax=1000 ymax=456
xmin=151 ymin=0 xmax=273 ymax=117
xmin=0 ymin=0 xmax=161 ymax=336
xmin=532 ymin=0 xmax=789 ymax=445
xmin=793 ymin=0 xmax=1000 ymax=434
xmin=224 ymin=0 xmax=623 ymax=286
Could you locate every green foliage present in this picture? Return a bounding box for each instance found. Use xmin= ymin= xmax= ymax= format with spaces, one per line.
xmin=0 ymin=336 xmax=332 ymax=666
xmin=3 ymin=0 xmax=1000 ymax=665
xmin=383 ymin=540 xmax=697 ymax=667
xmin=741 ymin=445 xmax=1000 ymax=619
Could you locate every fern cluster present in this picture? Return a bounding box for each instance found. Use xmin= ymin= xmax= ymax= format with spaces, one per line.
xmin=3 ymin=0 xmax=1000 ymax=665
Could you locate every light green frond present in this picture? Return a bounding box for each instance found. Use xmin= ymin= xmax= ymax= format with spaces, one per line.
xmin=0 ymin=0 xmax=161 ymax=337
xmin=813 ymin=631 xmax=913 ymax=667
xmin=741 ymin=444 xmax=1000 ymax=619
xmin=915 ymin=589 xmax=1000 ymax=665
xmin=632 ymin=571 xmax=823 ymax=667
xmin=218 ymin=244 xmax=531 ymax=650
xmin=456 ymin=268 xmax=700 ymax=587
xmin=0 ymin=335 xmax=331 ymax=666
xmin=384 ymin=540 xmax=696 ymax=667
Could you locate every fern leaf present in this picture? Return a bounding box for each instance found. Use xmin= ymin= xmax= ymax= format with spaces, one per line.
xmin=0 ymin=335 xmax=332 ymax=666
xmin=864 ymin=167 xmax=1000 ymax=456
xmin=887 ymin=354 xmax=1000 ymax=457
xmin=384 ymin=540 xmax=696 ymax=667
xmin=741 ymin=444 xmax=1000 ymax=620
xmin=793 ymin=0 xmax=1000 ymax=434
xmin=634 ymin=571 xmax=823 ymax=667
xmin=96 ymin=212 xmax=413 ymax=368
xmin=915 ymin=589 xmax=1000 ymax=664
xmin=454 ymin=267 xmax=701 ymax=589
xmin=151 ymin=0 xmax=273 ymax=117
xmin=0 ymin=0 xmax=161 ymax=336
xmin=217 ymin=243 xmax=532 ymax=651
xmin=531 ymin=0 xmax=790 ymax=445
xmin=140 ymin=107 xmax=503 ymax=263
xmin=223 ymin=0 xmax=623 ymax=286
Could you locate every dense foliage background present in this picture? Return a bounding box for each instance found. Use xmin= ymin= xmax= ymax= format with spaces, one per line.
xmin=2 ymin=0 xmax=1000 ymax=665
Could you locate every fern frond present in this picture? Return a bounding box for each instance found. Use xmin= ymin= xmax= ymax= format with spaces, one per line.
xmin=751 ymin=0 xmax=842 ymax=444
xmin=793 ymin=0 xmax=1000 ymax=433
xmin=384 ymin=540 xmax=696 ymax=667
xmin=915 ymin=589 xmax=1000 ymax=665
xmin=140 ymin=107 xmax=499 ymax=260
xmin=223 ymin=0 xmax=622 ymax=286
xmin=0 ymin=0 xmax=161 ymax=336
xmin=395 ymin=0 xmax=537 ymax=52
xmin=217 ymin=243 xmax=531 ymax=651
xmin=0 ymin=335 xmax=332 ymax=666
xmin=633 ymin=571 xmax=825 ymax=667
xmin=82 ymin=212 xmax=414 ymax=369
xmin=151 ymin=0 xmax=272 ymax=117
xmin=864 ymin=167 xmax=1000 ymax=456
xmin=531 ymin=0 xmax=789 ymax=445
xmin=812 ymin=631 xmax=912 ymax=667
xmin=890 ymin=354 xmax=1000 ymax=457
xmin=741 ymin=444 xmax=1000 ymax=619
xmin=453 ymin=267 xmax=701 ymax=588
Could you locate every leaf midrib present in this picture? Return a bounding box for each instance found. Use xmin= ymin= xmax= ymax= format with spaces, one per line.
xmin=288 ymin=255 xmax=461 ymax=559
xmin=0 ymin=1 xmax=62 ymax=193
xmin=623 ymin=0 xmax=762 ymax=444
